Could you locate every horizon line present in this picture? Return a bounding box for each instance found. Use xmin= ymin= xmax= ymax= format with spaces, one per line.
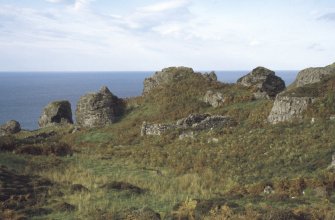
xmin=0 ymin=69 xmax=300 ymax=73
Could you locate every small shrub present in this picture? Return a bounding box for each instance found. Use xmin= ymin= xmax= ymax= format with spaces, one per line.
xmin=0 ymin=136 xmax=17 ymax=152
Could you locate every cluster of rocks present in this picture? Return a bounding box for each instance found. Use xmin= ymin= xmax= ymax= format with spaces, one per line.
xmin=267 ymin=62 xmax=335 ymax=124
xmin=76 ymin=86 xmax=123 ymax=128
xmin=4 ymin=62 xmax=335 ymax=131
xmin=237 ymin=66 xmax=286 ymax=99
xmin=0 ymin=120 xmax=21 ymax=136
xmin=35 ymin=86 xmax=124 ymax=129
xmin=141 ymin=113 xmax=236 ymax=136
xmin=141 ymin=122 xmax=176 ymax=136
xmin=142 ymin=66 xmax=217 ymax=95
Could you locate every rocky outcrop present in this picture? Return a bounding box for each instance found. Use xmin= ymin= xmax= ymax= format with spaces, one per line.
xmin=143 ymin=67 xmax=194 ymax=95
xmin=38 ymin=100 xmax=73 ymax=128
xmin=142 ymin=67 xmax=217 ymax=95
xmin=142 ymin=114 xmax=236 ymax=136
xmin=176 ymin=113 xmax=210 ymax=128
xmin=202 ymin=71 xmax=217 ymax=81
xmin=76 ymin=86 xmax=123 ymax=128
xmin=203 ymin=90 xmax=225 ymax=108
xmin=177 ymin=114 xmax=236 ymax=130
xmin=237 ymin=67 xmax=286 ymax=99
xmin=141 ymin=122 xmax=176 ymax=136
xmin=293 ymin=63 xmax=335 ymax=87
xmin=267 ymin=96 xmax=315 ymax=124
xmin=0 ymin=120 xmax=21 ymax=136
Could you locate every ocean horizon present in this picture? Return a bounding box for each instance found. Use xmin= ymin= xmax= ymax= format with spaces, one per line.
xmin=0 ymin=70 xmax=298 ymax=130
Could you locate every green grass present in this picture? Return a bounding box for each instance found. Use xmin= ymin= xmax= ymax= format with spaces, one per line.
xmin=2 ymin=68 xmax=335 ymax=219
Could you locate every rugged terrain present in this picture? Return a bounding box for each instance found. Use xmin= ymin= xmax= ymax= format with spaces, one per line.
xmin=1 ymin=64 xmax=335 ymax=220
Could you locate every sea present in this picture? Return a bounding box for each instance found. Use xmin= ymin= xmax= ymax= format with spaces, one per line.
xmin=0 ymin=70 xmax=297 ymax=130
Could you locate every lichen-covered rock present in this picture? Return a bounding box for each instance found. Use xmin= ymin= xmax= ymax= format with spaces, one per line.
xmin=293 ymin=62 xmax=335 ymax=87
xmin=267 ymin=96 xmax=315 ymax=124
xmin=203 ymin=71 xmax=217 ymax=81
xmin=204 ymin=90 xmax=225 ymax=107
xmin=142 ymin=114 xmax=236 ymax=136
xmin=143 ymin=67 xmax=194 ymax=95
xmin=76 ymin=86 xmax=123 ymax=128
xmin=141 ymin=122 xmax=175 ymax=136
xmin=38 ymin=100 xmax=73 ymax=128
xmin=237 ymin=67 xmax=286 ymax=98
xmin=176 ymin=113 xmax=210 ymax=128
xmin=0 ymin=120 xmax=21 ymax=136
xmin=142 ymin=67 xmax=217 ymax=95
xmin=177 ymin=114 xmax=236 ymax=130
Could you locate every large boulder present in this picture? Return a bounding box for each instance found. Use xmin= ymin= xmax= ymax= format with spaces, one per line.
xmin=142 ymin=67 xmax=217 ymax=95
xmin=237 ymin=67 xmax=286 ymax=98
xmin=267 ymin=96 xmax=315 ymax=124
xmin=76 ymin=86 xmax=123 ymax=128
xmin=38 ymin=100 xmax=73 ymax=128
xmin=293 ymin=62 xmax=335 ymax=87
xmin=0 ymin=120 xmax=21 ymax=136
xmin=203 ymin=90 xmax=225 ymax=108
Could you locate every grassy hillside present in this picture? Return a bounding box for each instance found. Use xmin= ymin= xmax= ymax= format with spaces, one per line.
xmin=1 ymin=69 xmax=335 ymax=219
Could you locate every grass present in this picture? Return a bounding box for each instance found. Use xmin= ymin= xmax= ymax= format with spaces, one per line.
xmin=1 ymin=68 xmax=335 ymax=219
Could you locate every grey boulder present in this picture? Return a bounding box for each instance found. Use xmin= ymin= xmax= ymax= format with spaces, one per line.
xmin=38 ymin=100 xmax=73 ymax=128
xmin=237 ymin=67 xmax=286 ymax=98
xmin=0 ymin=120 xmax=21 ymax=136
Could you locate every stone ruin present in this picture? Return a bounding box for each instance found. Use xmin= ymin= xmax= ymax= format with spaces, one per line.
xmin=141 ymin=113 xmax=236 ymax=136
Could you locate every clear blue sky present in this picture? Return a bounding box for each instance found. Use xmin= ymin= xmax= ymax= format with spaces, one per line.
xmin=0 ymin=0 xmax=334 ymax=71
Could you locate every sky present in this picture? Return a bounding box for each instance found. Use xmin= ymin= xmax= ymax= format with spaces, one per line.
xmin=0 ymin=0 xmax=334 ymax=71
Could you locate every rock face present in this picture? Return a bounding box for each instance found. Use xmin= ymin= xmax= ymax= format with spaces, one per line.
xmin=267 ymin=96 xmax=315 ymax=124
xmin=142 ymin=67 xmax=217 ymax=95
xmin=0 ymin=120 xmax=21 ymax=136
xmin=142 ymin=114 xmax=236 ymax=136
xmin=76 ymin=86 xmax=123 ymax=128
xmin=203 ymin=90 xmax=225 ymax=108
xmin=38 ymin=100 xmax=73 ymax=128
xmin=237 ymin=67 xmax=286 ymax=98
xmin=294 ymin=63 xmax=335 ymax=87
